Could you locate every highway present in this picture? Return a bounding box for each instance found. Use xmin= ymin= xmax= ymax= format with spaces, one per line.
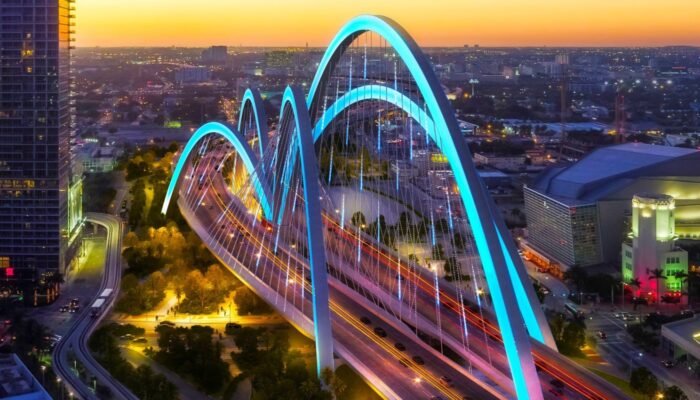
xmin=181 ymin=176 xmax=505 ymax=400
xmin=179 ymin=150 xmax=629 ymax=400
xmin=53 ymin=213 xmax=138 ymax=400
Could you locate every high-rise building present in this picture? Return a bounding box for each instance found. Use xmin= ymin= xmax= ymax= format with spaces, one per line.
xmin=0 ymin=0 xmax=83 ymax=303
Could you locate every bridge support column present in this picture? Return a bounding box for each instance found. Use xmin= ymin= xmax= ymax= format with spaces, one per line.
xmin=281 ymin=86 xmax=335 ymax=378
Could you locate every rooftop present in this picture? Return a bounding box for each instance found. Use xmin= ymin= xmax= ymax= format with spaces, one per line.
xmin=661 ymin=316 xmax=700 ymax=361
xmin=0 ymin=354 xmax=51 ymax=400
xmin=529 ymin=143 xmax=700 ymax=204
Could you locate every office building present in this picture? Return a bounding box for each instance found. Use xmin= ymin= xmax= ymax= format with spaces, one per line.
xmin=175 ymin=66 xmax=211 ymax=85
xmin=524 ymin=143 xmax=700 ymax=271
xmin=201 ymin=45 xmax=227 ymax=64
xmin=621 ymin=194 xmax=688 ymax=302
xmin=0 ymin=0 xmax=83 ymax=303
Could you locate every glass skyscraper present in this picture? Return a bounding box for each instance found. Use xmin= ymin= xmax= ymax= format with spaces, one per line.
xmin=0 ymin=0 xmax=82 ymax=303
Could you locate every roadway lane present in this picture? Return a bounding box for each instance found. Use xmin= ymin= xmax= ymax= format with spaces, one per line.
xmin=208 ymin=165 xmax=626 ymax=400
xmin=182 ymin=181 xmax=502 ymax=400
xmin=53 ymin=213 xmax=137 ymax=400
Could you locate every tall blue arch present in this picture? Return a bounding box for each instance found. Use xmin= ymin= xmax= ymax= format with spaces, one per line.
xmin=277 ymin=85 xmax=335 ymax=377
xmin=161 ymin=121 xmax=273 ymax=219
xmin=237 ymin=88 xmax=269 ymax=159
xmin=305 ymin=15 xmax=549 ymax=400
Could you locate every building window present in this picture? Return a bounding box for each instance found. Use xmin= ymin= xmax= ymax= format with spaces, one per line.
xmin=0 ymin=257 xmax=9 ymax=268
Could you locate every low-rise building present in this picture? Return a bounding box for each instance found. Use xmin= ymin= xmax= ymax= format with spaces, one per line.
xmin=661 ymin=316 xmax=700 ymax=377
xmin=473 ymin=152 xmax=526 ymax=171
xmin=0 ymin=354 xmax=51 ymax=399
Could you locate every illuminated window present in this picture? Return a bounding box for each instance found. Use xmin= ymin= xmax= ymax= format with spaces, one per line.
xmin=0 ymin=257 xmax=9 ymax=268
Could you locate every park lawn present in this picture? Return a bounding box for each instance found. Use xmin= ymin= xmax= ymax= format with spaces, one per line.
xmin=587 ymin=368 xmax=646 ymax=400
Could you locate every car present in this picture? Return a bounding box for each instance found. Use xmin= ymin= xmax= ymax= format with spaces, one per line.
xmin=411 ymin=356 xmax=425 ymax=365
xmin=373 ymin=327 xmax=387 ymax=338
xmin=225 ymin=323 xmax=242 ymax=333
xmin=439 ymin=376 xmax=453 ymax=387
xmin=548 ymin=388 xmax=565 ymax=398
xmin=597 ymin=330 xmax=607 ymax=339
xmin=632 ymin=297 xmax=648 ymax=305
xmin=132 ymin=337 xmax=147 ymax=344
xmin=662 ymin=360 xmax=675 ymax=368
xmin=120 ymin=334 xmax=134 ymax=341
xmin=394 ymin=342 xmax=406 ymax=351
xmin=59 ymin=305 xmax=69 ymax=313
xmin=360 ymin=316 xmax=371 ymax=325
xmin=70 ymin=298 xmax=80 ymax=306
xmin=550 ymin=379 xmax=564 ymax=389
xmin=158 ymin=321 xmax=175 ymax=327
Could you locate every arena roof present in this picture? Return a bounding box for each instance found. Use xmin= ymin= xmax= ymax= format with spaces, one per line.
xmin=529 ymin=143 xmax=700 ymax=204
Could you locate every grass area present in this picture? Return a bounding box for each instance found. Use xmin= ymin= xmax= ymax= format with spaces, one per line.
xmin=587 ymin=368 xmax=645 ymax=400
xmin=335 ymin=365 xmax=383 ymax=400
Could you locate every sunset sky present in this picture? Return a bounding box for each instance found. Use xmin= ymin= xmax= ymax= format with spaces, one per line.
xmin=75 ymin=0 xmax=700 ymax=48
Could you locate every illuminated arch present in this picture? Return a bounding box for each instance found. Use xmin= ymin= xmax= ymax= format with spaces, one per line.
xmin=161 ymin=121 xmax=273 ymax=219
xmin=237 ymin=88 xmax=269 ymax=159
xmin=305 ymin=15 xmax=549 ymax=399
xmin=278 ymin=85 xmax=335 ymax=376
xmin=313 ymin=84 xmax=434 ymax=141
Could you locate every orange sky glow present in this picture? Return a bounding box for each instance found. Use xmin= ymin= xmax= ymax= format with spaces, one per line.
xmin=75 ymin=0 xmax=700 ymax=47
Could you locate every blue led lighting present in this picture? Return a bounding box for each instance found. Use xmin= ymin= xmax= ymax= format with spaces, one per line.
xmin=161 ymin=122 xmax=273 ymax=219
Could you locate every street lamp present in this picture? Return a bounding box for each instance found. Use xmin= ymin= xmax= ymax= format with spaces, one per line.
xmin=40 ymin=365 xmax=46 ymax=386
xmin=56 ymin=378 xmax=63 ymax=400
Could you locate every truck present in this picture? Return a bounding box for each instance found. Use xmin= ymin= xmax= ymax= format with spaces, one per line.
xmin=90 ymin=298 xmax=106 ymax=318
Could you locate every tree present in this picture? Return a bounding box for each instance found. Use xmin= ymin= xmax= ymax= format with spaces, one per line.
xmin=205 ymin=264 xmax=230 ymax=294
xmin=431 ymin=243 xmax=445 ymax=260
xmin=629 ymin=367 xmax=658 ymax=397
xmin=444 ymin=257 xmax=462 ymax=281
xmin=549 ymin=313 xmax=566 ymax=341
xmin=648 ymin=268 xmax=666 ymax=306
xmin=563 ymin=265 xmax=588 ymax=293
xmin=146 ymin=271 xmax=167 ymax=295
xmin=453 ymin=232 xmax=466 ymax=251
xmin=183 ymin=270 xmax=211 ymax=309
xmin=124 ymin=232 xmax=139 ymax=248
xmin=674 ymin=270 xmax=689 ymax=303
xmin=663 ymin=385 xmax=689 ymax=400
xmin=629 ymin=277 xmax=641 ymax=293
xmin=351 ymin=211 xmax=366 ymax=228
xmin=558 ymin=321 xmax=586 ymax=356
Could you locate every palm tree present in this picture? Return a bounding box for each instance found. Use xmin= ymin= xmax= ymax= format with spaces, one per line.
xmin=629 ymin=277 xmax=641 ymax=294
xmin=626 ymin=278 xmax=641 ymax=310
xmin=674 ymin=271 xmax=689 ymax=304
xmin=648 ymin=268 xmax=666 ymax=307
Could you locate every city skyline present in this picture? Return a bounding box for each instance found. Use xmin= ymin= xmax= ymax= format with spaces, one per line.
xmin=76 ymin=0 xmax=700 ymax=48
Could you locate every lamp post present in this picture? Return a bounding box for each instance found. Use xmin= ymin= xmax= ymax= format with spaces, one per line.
xmin=40 ymin=365 xmax=46 ymax=386
xmin=56 ymin=377 xmax=63 ymax=400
